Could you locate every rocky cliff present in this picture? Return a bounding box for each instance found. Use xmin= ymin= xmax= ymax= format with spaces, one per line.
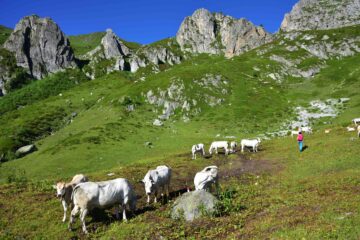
xmin=280 ymin=0 xmax=360 ymax=32
xmin=83 ymin=30 xmax=182 ymax=77
xmin=176 ymin=8 xmax=273 ymax=57
xmin=3 ymin=15 xmax=76 ymax=79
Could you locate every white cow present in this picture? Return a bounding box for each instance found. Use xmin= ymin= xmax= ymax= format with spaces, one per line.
xmin=52 ymin=174 xmax=88 ymax=222
xmin=191 ymin=143 xmax=205 ymax=159
xmin=357 ymin=125 xmax=360 ymax=137
xmin=142 ymin=165 xmax=172 ymax=204
xmin=241 ymin=138 xmax=261 ymax=153
xmin=290 ymin=130 xmax=299 ymax=137
xmin=300 ymin=126 xmax=313 ymax=134
xmin=230 ymin=141 xmax=237 ymax=153
xmin=69 ymin=178 xmax=136 ymax=234
xmin=194 ymin=166 xmax=219 ymax=192
xmin=352 ymin=118 xmax=360 ymax=125
xmin=209 ymin=141 xmax=229 ymax=155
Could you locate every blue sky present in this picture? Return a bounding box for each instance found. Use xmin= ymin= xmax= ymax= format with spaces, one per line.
xmin=0 ymin=0 xmax=298 ymax=44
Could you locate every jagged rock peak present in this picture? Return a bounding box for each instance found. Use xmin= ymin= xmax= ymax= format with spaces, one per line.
xmin=280 ymin=0 xmax=360 ymax=32
xmin=101 ymin=28 xmax=130 ymax=58
xmin=3 ymin=15 xmax=76 ymax=79
xmin=176 ymin=8 xmax=272 ymax=57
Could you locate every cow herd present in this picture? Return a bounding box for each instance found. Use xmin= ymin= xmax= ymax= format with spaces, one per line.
xmin=53 ymin=165 xmax=219 ymax=234
xmin=192 ymin=138 xmax=261 ymax=159
xmin=53 ymin=118 xmax=360 ymax=234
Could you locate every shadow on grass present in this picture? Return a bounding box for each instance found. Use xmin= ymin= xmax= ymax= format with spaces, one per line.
xmin=302 ymin=145 xmax=309 ymax=152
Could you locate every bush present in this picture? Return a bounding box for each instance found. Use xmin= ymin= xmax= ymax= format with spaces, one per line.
xmin=213 ymin=187 xmax=245 ymax=217
xmin=0 ymin=69 xmax=89 ymax=115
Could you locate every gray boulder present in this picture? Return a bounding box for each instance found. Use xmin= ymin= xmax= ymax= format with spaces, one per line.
xmin=153 ymin=119 xmax=163 ymax=126
xmin=280 ymin=0 xmax=360 ymax=32
xmin=171 ymin=190 xmax=218 ymax=221
xmin=3 ymin=15 xmax=76 ymax=79
xmin=176 ymin=8 xmax=272 ymax=57
xmin=15 ymin=144 xmax=37 ymax=158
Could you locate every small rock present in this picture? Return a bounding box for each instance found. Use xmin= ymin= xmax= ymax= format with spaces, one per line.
xmin=144 ymin=142 xmax=152 ymax=147
xmin=153 ymin=119 xmax=163 ymax=126
xmin=15 ymin=144 xmax=37 ymax=158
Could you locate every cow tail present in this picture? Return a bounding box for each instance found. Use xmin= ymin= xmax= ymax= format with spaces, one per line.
xmin=71 ymin=184 xmax=81 ymax=201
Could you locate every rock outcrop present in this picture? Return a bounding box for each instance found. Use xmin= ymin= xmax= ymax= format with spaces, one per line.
xmin=3 ymin=15 xmax=76 ymax=79
xmin=83 ymin=30 xmax=182 ymax=76
xmin=140 ymin=46 xmax=181 ymax=66
xmin=280 ymin=0 xmax=360 ymax=32
xmin=176 ymin=8 xmax=273 ymax=57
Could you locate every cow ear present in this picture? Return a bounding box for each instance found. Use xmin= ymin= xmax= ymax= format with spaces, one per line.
xmin=139 ymin=180 xmax=145 ymax=184
xmin=52 ymin=185 xmax=57 ymax=189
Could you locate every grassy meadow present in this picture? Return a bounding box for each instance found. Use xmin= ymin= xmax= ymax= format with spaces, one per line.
xmin=0 ymin=25 xmax=360 ymax=239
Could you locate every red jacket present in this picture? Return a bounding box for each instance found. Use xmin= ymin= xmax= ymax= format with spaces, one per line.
xmin=297 ymin=134 xmax=303 ymax=141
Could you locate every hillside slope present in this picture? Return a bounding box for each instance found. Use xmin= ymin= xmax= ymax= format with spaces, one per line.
xmin=0 ymin=25 xmax=359 ymax=181
xmin=1 ymin=1 xmax=360 ymax=238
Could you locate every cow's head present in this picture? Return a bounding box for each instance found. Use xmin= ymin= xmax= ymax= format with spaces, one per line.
xmin=142 ymin=176 xmax=155 ymax=195
xmin=52 ymin=182 xmax=66 ymax=198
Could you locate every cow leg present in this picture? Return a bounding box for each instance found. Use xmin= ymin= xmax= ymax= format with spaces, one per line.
xmin=166 ymin=184 xmax=170 ymax=199
xmin=241 ymin=145 xmax=244 ymax=153
xmin=154 ymin=191 xmax=157 ymax=203
xmin=68 ymin=205 xmax=80 ymax=231
xmin=61 ymin=199 xmax=68 ymax=222
xmin=114 ymin=206 xmax=120 ymax=220
xmin=122 ymin=204 xmax=127 ymax=221
xmin=80 ymin=209 xmax=89 ymax=234
xmin=147 ymin=195 xmax=150 ymax=204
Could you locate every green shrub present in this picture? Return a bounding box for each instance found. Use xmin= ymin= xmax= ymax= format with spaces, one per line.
xmin=0 ymin=69 xmax=89 ymax=115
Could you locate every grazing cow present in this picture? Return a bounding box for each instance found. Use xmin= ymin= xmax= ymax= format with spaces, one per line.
xmin=191 ymin=143 xmax=205 ymax=159
xmin=241 ymin=138 xmax=261 ymax=153
xmin=300 ymin=126 xmax=313 ymax=134
xmin=352 ymin=118 xmax=360 ymax=125
xmin=230 ymin=141 xmax=237 ymax=153
xmin=69 ymin=178 xmax=136 ymax=234
xmin=290 ymin=130 xmax=299 ymax=137
xmin=142 ymin=165 xmax=172 ymax=204
xmin=194 ymin=166 xmax=219 ymax=192
xmin=209 ymin=141 xmax=229 ymax=155
xmin=52 ymin=174 xmax=88 ymax=222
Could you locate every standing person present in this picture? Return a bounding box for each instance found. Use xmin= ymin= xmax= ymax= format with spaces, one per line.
xmin=297 ymin=131 xmax=304 ymax=152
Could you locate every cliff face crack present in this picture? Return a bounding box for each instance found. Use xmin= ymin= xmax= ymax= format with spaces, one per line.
xmin=23 ymin=27 xmax=33 ymax=77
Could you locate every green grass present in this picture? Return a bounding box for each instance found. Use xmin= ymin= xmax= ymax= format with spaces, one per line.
xmin=1 ymin=128 xmax=360 ymax=239
xmin=0 ymin=25 xmax=12 ymax=45
xmin=69 ymin=32 xmax=106 ymax=56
